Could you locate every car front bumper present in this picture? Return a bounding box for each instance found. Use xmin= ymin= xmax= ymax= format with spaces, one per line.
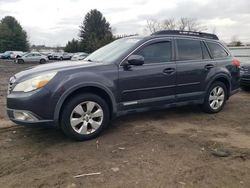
xmin=7 ymin=88 xmax=57 ymax=127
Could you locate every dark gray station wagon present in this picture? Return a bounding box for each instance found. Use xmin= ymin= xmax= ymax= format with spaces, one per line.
xmin=7 ymin=30 xmax=240 ymax=140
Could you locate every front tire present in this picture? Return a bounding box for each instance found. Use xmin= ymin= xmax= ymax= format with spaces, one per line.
xmin=17 ymin=59 xmax=25 ymax=64
xmin=202 ymin=82 xmax=227 ymax=113
xmin=60 ymin=93 xmax=110 ymax=141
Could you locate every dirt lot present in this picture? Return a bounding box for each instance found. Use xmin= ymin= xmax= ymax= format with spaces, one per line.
xmin=0 ymin=60 xmax=250 ymax=188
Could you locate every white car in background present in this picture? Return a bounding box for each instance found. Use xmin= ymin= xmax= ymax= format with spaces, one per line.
xmin=10 ymin=51 xmax=24 ymax=59
xmin=71 ymin=52 xmax=88 ymax=61
xmin=52 ymin=52 xmax=72 ymax=60
xmin=15 ymin=52 xmax=48 ymax=64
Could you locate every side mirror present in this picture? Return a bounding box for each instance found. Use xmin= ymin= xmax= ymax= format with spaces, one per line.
xmin=127 ymin=55 xmax=144 ymax=66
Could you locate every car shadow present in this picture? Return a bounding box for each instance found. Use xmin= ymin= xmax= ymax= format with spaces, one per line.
xmin=11 ymin=105 xmax=203 ymax=143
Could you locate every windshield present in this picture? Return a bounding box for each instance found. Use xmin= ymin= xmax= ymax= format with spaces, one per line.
xmin=85 ymin=38 xmax=141 ymax=63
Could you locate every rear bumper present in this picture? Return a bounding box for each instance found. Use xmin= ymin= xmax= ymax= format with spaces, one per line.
xmin=240 ymin=77 xmax=250 ymax=86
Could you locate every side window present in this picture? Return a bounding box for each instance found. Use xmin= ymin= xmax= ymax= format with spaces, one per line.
xmin=135 ymin=41 xmax=171 ymax=64
xmin=201 ymin=42 xmax=211 ymax=59
xmin=206 ymin=42 xmax=228 ymax=59
xmin=177 ymin=39 xmax=202 ymax=61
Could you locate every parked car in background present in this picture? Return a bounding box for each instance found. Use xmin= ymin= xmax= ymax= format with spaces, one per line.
xmin=15 ymin=52 xmax=48 ymax=64
xmin=47 ymin=53 xmax=54 ymax=60
xmin=240 ymin=64 xmax=250 ymax=88
xmin=7 ymin=30 xmax=240 ymax=141
xmin=1 ymin=51 xmax=12 ymax=59
xmin=12 ymin=51 xmax=24 ymax=59
xmin=52 ymin=53 xmax=71 ymax=60
xmin=1 ymin=51 xmax=24 ymax=59
xmin=71 ymin=52 xmax=88 ymax=61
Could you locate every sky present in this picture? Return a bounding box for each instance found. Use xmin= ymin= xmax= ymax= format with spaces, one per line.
xmin=0 ymin=0 xmax=249 ymax=46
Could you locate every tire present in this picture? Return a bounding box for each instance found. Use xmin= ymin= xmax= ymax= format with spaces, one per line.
xmin=60 ymin=93 xmax=110 ymax=141
xmin=17 ymin=59 xmax=25 ymax=64
xmin=201 ymin=81 xmax=227 ymax=113
xmin=40 ymin=59 xmax=46 ymax=64
xmin=60 ymin=57 xmax=63 ymax=61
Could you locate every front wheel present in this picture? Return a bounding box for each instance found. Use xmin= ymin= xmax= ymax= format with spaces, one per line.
xmin=202 ymin=82 xmax=227 ymax=113
xmin=17 ymin=59 xmax=25 ymax=64
xmin=60 ymin=93 xmax=110 ymax=141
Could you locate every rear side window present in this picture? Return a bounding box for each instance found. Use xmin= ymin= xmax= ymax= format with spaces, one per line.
xmin=176 ymin=39 xmax=202 ymax=61
xmin=201 ymin=42 xmax=211 ymax=59
xmin=206 ymin=42 xmax=228 ymax=59
xmin=136 ymin=41 xmax=171 ymax=64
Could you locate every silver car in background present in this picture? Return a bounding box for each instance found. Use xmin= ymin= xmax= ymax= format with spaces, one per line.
xmin=15 ymin=52 xmax=48 ymax=64
xmin=52 ymin=52 xmax=72 ymax=60
xmin=71 ymin=52 xmax=88 ymax=61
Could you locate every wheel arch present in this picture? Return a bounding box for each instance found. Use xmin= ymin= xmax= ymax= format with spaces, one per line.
xmin=54 ymin=84 xmax=117 ymax=126
xmin=206 ymin=74 xmax=231 ymax=99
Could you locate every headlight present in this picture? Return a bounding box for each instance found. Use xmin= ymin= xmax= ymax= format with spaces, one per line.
xmin=13 ymin=72 xmax=57 ymax=92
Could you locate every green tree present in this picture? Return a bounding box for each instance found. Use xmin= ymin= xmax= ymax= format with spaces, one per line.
xmin=0 ymin=16 xmax=29 ymax=52
xmin=64 ymin=39 xmax=80 ymax=53
xmin=79 ymin=9 xmax=114 ymax=53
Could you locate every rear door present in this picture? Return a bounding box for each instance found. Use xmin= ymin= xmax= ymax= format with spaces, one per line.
xmin=118 ymin=38 xmax=176 ymax=110
xmin=175 ymin=38 xmax=215 ymax=102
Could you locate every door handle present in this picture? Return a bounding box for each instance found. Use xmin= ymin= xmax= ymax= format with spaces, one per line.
xmin=204 ymin=64 xmax=214 ymax=70
xmin=163 ymin=68 xmax=175 ymax=75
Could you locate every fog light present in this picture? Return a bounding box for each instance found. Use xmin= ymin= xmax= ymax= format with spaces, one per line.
xmin=13 ymin=111 xmax=38 ymax=122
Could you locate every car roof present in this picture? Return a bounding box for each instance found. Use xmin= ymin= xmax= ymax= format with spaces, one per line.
xmin=127 ymin=30 xmax=220 ymax=43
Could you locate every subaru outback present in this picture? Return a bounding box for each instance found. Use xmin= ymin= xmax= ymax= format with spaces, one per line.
xmin=7 ymin=30 xmax=240 ymax=140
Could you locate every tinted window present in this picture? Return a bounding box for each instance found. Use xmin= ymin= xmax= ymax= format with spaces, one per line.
xmin=206 ymin=42 xmax=228 ymax=58
xmin=136 ymin=41 xmax=171 ymax=64
xmin=177 ymin=39 xmax=202 ymax=61
xmin=201 ymin=42 xmax=211 ymax=59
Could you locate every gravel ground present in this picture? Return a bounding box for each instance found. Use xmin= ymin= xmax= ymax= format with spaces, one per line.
xmin=0 ymin=60 xmax=250 ymax=188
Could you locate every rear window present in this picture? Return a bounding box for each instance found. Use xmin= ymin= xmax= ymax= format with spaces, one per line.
xmin=206 ymin=42 xmax=228 ymax=59
xmin=177 ymin=39 xmax=202 ymax=61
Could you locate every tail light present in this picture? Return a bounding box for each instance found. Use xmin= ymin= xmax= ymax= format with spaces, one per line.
xmin=233 ymin=59 xmax=240 ymax=68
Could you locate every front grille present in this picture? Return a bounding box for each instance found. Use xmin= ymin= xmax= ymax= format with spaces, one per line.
xmin=8 ymin=76 xmax=16 ymax=94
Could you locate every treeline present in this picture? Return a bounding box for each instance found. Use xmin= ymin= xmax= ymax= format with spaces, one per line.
xmin=0 ymin=16 xmax=29 ymax=52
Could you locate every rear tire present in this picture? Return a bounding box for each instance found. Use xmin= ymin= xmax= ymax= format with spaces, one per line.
xmin=201 ymin=81 xmax=227 ymax=113
xmin=60 ymin=93 xmax=110 ymax=141
xmin=40 ymin=59 xmax=46 ymax=64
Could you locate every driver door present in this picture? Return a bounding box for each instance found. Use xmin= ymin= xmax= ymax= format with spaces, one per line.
xmin=118 ymin=38 xmax=176 ymax=110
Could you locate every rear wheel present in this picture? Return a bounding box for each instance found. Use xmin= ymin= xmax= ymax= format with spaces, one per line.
xmin=40 ymin=59 xmax=46 ymax=64
xmin=202 ymin=82 xmax=227 ymax=113
xmin=60 ymin=93 xmax=110 ymax=141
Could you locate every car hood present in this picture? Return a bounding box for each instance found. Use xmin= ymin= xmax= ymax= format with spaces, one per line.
xmin=14 ymin=60 xmax=102 ymax=81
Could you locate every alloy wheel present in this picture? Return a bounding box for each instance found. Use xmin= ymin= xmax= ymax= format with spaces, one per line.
xmin=209 ymin=86 xmax=225 ymax=110
xmin=70 ymin=101 xmax=104 ymax=135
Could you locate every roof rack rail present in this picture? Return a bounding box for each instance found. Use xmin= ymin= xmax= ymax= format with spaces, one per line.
xmin=151 ymin=30 xmax=219 ymax=40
